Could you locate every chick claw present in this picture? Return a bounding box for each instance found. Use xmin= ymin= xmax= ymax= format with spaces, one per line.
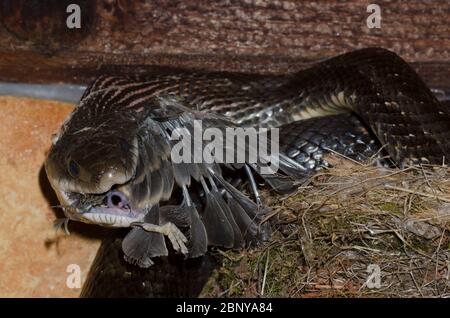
xmin=138 ymin=222 xmax=189 ymax=255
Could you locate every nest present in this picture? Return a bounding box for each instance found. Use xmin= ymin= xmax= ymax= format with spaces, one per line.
xmin=202 ymin=154 xmax=450 ymax=297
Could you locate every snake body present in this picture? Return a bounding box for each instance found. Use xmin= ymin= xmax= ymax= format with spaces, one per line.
xmin=44 ymin=48 xmax=450 ymax=297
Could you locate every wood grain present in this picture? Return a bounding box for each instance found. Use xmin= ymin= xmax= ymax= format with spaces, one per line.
xmin=0 ymin=96 xmax=103 ymax=297
xmin=0 ymin=0 xmax=448 ymax=85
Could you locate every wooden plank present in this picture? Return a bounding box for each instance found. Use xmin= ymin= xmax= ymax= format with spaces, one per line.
xmin=0 ymin=0 xmax=448 ymax=85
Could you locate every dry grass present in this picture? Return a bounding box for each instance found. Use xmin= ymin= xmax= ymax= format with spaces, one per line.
xmin=201 ymin=155 xmax=450 ymax=298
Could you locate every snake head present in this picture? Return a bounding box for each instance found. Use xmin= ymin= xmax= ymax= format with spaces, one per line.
xmin=46 ymin=112 xmax=139 ymax=193
xmin=44 ymin=110 xmax=144 ymax=225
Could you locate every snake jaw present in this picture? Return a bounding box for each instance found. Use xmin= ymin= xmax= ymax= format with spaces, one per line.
xmin=81 ymin=207 xmax=146 ymax=227
xmin=80 ymin=195 xmax=147 ymax=227
xmin=50 ymin=185 xmax=148 ymax=227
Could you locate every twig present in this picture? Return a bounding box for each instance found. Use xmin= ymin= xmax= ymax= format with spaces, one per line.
xmin=323 ymin=147 xmax=364 ymax=166
xmin=261 ymin=249 xmax=270 ymax=296
xmin=384 ymin=184 xmax=450 ymax=203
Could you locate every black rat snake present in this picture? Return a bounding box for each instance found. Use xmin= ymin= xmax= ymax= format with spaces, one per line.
xmin=44 ymin=48 xmax=450 ymax=297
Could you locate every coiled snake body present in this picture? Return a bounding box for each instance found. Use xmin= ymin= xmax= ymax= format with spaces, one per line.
xmin=44 ymin=48 xmax=450 ymax=297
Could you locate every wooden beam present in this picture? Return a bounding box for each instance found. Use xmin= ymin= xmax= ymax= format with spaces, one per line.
xmin=0 ymin=0 xmax=448 ymax=86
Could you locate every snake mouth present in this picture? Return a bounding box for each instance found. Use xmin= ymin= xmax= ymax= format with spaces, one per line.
xmin=57 ymin=189 xmax=146 ymax=227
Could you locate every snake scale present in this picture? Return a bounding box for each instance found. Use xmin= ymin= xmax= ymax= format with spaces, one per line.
xmin=44 ymin=48 xmax=450 ymax=297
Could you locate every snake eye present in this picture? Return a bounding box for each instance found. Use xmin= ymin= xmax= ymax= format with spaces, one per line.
xmin=119 ymin=138 xmax=131 ymax=153
xmin=68 ymin=160 xmax=80 ymax=178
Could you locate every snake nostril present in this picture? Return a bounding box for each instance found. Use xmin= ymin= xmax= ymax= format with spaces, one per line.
xmin=107 ymin=191 xmax=128 ymax=209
